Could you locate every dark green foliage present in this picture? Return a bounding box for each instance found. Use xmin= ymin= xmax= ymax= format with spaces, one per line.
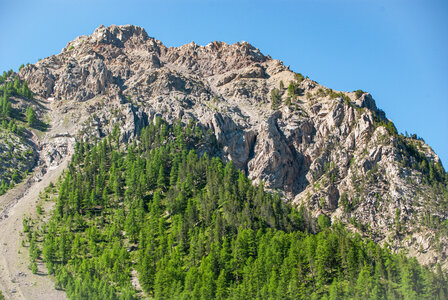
xmin=287 ymin=81 xmax=301 ymax=99
xmin=285 ymin=73 xmax=305 ymax=101
xmin=21 ymin=80 xmax=33 ymax=99
xmin=294 ymin=73 xmax=304 ymax=83
xmin=0 ymin=73 xmax=33 ymax=100
xmin=0 ymin=70 xmax=35 ymax=136
xmin=26 ymin=106 xmax=36 ymax=126
xmin=270 ymin=88 xmax=281 ymax=110
xmin=0 ymin=118 xmax=32 ymax=195
xmin=385 ymin=120 xmax=398 ymax=135
xmin=328 ymin=89 xmax=351 ymax=104
xmin=339 ymin=192 xmax=352 ymax=213
xmin=314 ymin=88 xmax=352 ymax=105
xmin=397 ymin=136 xmax=447 ymax=187
xmin=372 ymin=110 xmax=398 ymax=136
xmin=317 ymin=214 xmax=331 ymax=230
xmin=29 ymin=119 xmax=448 ymax=299
xmin=1 ymin=92 xmax=11 ymax=117
xmin=354 ymin=89 xmax=365 ymax=99
xmin=31 ymin=261 xmax=38 ymax=274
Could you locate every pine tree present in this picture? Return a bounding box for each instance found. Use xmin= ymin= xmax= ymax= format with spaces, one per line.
xmin=26 ymin=106 xmax=36 ymax=126
xmin=270 ymin=88 xmax=281 ymax=110
xmin=157 ymin=165 xmax=166 ymax=190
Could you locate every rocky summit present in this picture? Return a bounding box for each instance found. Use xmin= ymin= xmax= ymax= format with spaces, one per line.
xmin=8 ymin=24 xmax=448 ymax=271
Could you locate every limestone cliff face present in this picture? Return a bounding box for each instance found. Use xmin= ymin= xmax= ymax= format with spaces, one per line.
xmin=17 ymin=25 xmax=448 ymax=268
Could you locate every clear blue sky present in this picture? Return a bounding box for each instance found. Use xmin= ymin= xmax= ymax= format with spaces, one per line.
xmin=1 ymin=0 xmax=447 ymax=166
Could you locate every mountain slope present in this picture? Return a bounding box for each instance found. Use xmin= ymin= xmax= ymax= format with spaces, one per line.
xmin=5 ymin=24 xmax=448 ymax=272
xmin=26 ymin=119 xmax=448 ymax=299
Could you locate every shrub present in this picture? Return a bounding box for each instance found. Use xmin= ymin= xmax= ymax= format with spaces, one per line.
xmin=270 ymin=88 xmax=281 ymax=110
xmin=31 ymin=261 xmax=38 ymax=274
xmin=287 ymin=81 xmax=304 ymax=99
xmin=354 ymin=90 xmax=365 ymax=99
xmin=26 ymin=106 xmax=36 ymax=126
xmin=343 ymin=95 xmax=351 ymax=106
xmin=385 ymin=120 xmax=398 ymax=136
xmin=294 ymin=73 xmax=304 ymax=83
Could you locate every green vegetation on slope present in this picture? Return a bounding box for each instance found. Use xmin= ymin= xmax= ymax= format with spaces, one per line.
xmin=0 ymin=71 xmax=30 ymax=136
xmin=0 ymin=130 xmax=35 ymax=195
xmin=0 ymin=69 xmax=47 ymax=194
xmin=0 ymin=68 xmax=50 ymax=131
xmin=26 ymin=118 xmax=448 ymax=299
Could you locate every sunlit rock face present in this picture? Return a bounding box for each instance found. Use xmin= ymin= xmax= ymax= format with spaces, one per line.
xmin=18 ymin=24 xmax=448 ymax=269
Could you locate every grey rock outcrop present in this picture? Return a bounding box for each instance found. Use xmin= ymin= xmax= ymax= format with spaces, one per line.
xmin=16 ymin=24 xmax=448 ymax=269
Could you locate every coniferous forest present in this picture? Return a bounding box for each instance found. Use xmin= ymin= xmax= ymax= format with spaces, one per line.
xmin=26 ymin=118 xmax=448 ymax=299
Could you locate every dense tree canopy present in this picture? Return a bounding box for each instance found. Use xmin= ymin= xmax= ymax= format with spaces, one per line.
xmin=27 ymin=118 xmax=448 ymax=299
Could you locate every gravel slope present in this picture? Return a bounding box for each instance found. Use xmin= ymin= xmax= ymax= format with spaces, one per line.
xmin=0 ymin=98 xmax=75 ymax=300
xmin=0 ymin=157 xmax=69 ymax=299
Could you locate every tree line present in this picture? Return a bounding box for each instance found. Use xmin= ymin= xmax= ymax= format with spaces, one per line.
xmin=26 ymin=118 xmax=447 ymax=299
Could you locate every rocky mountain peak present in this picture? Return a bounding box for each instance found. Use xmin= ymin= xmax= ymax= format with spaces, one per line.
xmin=63 ymin=24 xmax=154 ymax=51
xmin=12 ymin=25 xmax=448 ymax=270
xmin=94 ymin=24 xmax=150 ymax=46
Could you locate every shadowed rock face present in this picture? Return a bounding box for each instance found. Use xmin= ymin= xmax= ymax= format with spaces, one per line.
xmin=17 ymin=24 xmax=448 ymax=269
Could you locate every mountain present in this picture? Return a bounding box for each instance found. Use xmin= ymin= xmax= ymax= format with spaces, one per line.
xmin=23 ymin=119 xmax=448 ymax=299
xmin=0 ymin=24 xmax=447 ymax=298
